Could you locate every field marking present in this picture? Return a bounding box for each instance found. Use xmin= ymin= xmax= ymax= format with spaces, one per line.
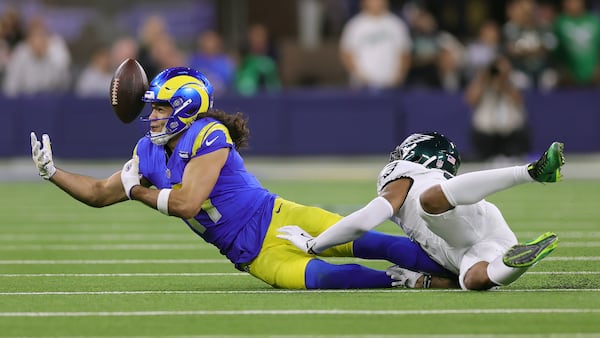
xmin=0 ymin=244 xmax=209 ymax=251
xmin=1 ymin=256 xmax=599 ymax=265
xmin=0 ymin=308 xmax=598 ymax=317
xmin=0 ymin=234 xmax=191 ymax=241
xmin=0 ymin=273 xmax=247 ymax=277
xmin=516 ymin=231 xmax=600 ymax=238
xmin=0 ymin=271 xmax=597 ymax=278
xmin=3 ymin=335 xmax=599 ymax=338
xmin=0 ymin=242 xmax=599 ymax=251
xmin=3 ymin=336 xmax=599 ymax=338
xmin=545 ymin=256 xmax=600 ymax=261
xmin=0 ymin=259 xmax=229 ymax=265
xmin=2 ymin=231 xmax=600 ymax=242
xmin=1 ymin=289 xmax=599 ymax=296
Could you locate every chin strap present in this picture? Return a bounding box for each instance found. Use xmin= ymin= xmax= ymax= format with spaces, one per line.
xmin=150 ymin=130 xmax=173 ymax=146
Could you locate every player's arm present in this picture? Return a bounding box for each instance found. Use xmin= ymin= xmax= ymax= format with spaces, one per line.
xmin=278 ymin=178 xmax=413 ymax=254
xmin=31 ymin=132 xmax=129 ymax=207
xmin=125 ymin=148 xmax=228 ymax=219
xmin=50 ymin=169 xmax=129 ymax=207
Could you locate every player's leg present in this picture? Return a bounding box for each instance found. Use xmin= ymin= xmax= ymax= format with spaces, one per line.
xmin=304 ymin=259 xmax=393 ymax=289
xmin=460 ymin=244 xmax=508 ymax=290
xmin=286 ymin=199 xmax=455 ymax=276
xmin=457 ymin=205 xmax=557 ymax=290
xmin=352 ymin=230 xmax=455 ymax=276
xmin=421 ymin=142 xmax=565 ymax=214
xmin=246 ymin=240 xmax=396 ymax=289
xmin=251 ymin=197 xmax=395 ymax=289
xmin=487 ymin=231 xmax=558 ymax=286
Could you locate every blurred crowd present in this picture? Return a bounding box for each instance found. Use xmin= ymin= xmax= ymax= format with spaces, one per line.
xmin=0 ymin=0 xmax=598 ymax=99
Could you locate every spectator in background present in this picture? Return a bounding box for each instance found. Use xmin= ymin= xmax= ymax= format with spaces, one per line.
xmin=406 ymin=8 xmax=465 ymax=91
xmin=109 ymin=36 xmax=139 ymax=67
xmin=553 ymin=0 xmax=600 ymax=87
xmin=148 ymin=33 xmax=186 ymax=71
xmin=339 ymin=0 xmax=411 ymax=90
xmin=235 ymin=23 xmax=280 ymax=96
xmin=406 ymin=9 xmax=440 ymax=88
xmin=137 ymin=15 xmax=168 ymax=79
xmin=3 ymin=17 xmax=71 ymax=97
xmin=464 ymin=56 xmax=530 ymax=163
xmin=464 ymin=21 xmax=501 ymax=82
xmin=189 ymin=30 xmax=235 ymax=96
xmin=0 ymin=6 xmax=24 ymax=48
xmin=502 ymin=0 xmax=557 ymax=90
xmin=74 ymin=36 xmax=139 ymax=97
xmin=74 ymin=44 xmax=112 ymax=97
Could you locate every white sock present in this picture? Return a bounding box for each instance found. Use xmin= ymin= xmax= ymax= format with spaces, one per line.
xmin=440 ymin=165 xmax=533 ymax=206
xmin=487 ymin=254 xmax=528 ymax=286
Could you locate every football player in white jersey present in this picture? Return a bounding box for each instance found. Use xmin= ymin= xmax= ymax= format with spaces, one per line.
xmin=278 ymin=132 xmax=564 ymax=290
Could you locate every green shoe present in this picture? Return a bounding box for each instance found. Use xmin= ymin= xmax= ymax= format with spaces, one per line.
xmin=528 ymin=142 xmax=565 ymax=182
xmin=503 ymin=232 xmax=559 ymax=268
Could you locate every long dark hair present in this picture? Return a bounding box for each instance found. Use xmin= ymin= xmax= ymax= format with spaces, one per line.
xmin=199 ymin=109 xmax=250 ymax=150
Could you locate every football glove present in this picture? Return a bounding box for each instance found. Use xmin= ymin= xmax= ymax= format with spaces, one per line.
xmin=276 ymin=225 xmax=317 ymax=254
xmin=30 ymin=132 xmax=56 ymax=180
xmin=386 ymin=265 xmax=431 ymax=288
xmin=121 ymin=157 xmax=140 ymax=199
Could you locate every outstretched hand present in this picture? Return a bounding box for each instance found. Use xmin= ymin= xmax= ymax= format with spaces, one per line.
xmin=121 ymin=157 xmax=140 ymax=199
xmin=30 ymin=132 xmax=56 ymax=180
xmin=276 ymin=225 xmax=318 ymax=254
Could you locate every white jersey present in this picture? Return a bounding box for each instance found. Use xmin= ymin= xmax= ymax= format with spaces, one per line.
xmin=340 ymin=12 xmax=411 ymax=88
xmin=377 ymin=160 xmax=518 ymax=287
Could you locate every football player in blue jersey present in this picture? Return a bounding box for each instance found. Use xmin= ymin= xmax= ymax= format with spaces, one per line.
xmin=30 ymin=67 xmax=458 ymax=289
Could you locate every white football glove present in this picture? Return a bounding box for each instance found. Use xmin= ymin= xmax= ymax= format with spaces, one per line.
xmin=386 ymin=265 xmax=431 ymax=288
xmin=30 ymin=132 xmax=57 ymax=180
xmin=121 ymin=157 xmax=140 ymax=199
xmin=276 ymin=225 xmax=317 ymax=254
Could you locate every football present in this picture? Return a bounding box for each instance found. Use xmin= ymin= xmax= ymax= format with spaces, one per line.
xmin=109 ymin=58 xmax=149 ymax=123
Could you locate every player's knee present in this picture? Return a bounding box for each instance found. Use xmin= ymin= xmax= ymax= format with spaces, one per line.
xmin=420 ymin=185 xmax=451 ymax=214
xmin=463 ymin=261 xmax=496 ymax=291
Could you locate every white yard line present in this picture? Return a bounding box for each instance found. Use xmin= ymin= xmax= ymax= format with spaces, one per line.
xmin=0 ymin=271 xmax=597 ymax=278
xmin=0 ymin=259 xmax=229 ymax=264
xmin=1 ymin=231 xmax=600 ymax=242
xmin=0 ymin=308 xmax=598 ymax=317
xmin=0 ymin=256 xmax=598 ymax=265
xmin=0 ymin=234 xmax=191 ymax=241
xmin=0 ymin=244 xmax=208 ymax=251
xmin=1 ymin=289 xmax=599 ymax=296
xmin=0 ymin=272 xmax=248 ymax=277
xmin=0 ymin=242 xmax=598 ymax=251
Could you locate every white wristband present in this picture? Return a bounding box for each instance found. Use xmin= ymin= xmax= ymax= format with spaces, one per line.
xmin=157 ymin=189 xmax=172 ymax=215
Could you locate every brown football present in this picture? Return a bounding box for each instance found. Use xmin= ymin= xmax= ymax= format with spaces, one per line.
xmin=109 ymin=58 xmax=149 ymax=123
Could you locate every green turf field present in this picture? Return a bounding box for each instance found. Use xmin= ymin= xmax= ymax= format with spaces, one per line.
xmin=0 ymin=179 xmax=599 ymax=337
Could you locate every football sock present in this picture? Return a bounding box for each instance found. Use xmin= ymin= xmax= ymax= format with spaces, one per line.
xmin=304 ymin=259 xmax=392 ymax=289
xmin=440 ymin=165 xmax=533 ymax=207
xmin=353 ymin=231 xmax=453 ymax=276
xmin=486 ymin=254 xmax=528 ymax=286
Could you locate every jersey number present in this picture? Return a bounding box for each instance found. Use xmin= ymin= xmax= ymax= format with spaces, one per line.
xmin=186 ymin=199 xmax=222 ymax=234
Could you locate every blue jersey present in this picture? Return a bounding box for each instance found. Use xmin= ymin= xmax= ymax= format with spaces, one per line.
xmin=134 ymin=117 xmax=276 ymax=264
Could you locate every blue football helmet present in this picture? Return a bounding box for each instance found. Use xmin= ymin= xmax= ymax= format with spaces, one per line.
xmin=141 ymin=67 xmax=214 ymax=145
xmin=390 ymin=132 xmax=461 ymax=176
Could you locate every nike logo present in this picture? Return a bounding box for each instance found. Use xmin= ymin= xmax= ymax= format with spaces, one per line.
xmin=205 ymin=136 xmax=219 ymax=146
xmin=275 ymin=203 xmax=282 ymax=213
